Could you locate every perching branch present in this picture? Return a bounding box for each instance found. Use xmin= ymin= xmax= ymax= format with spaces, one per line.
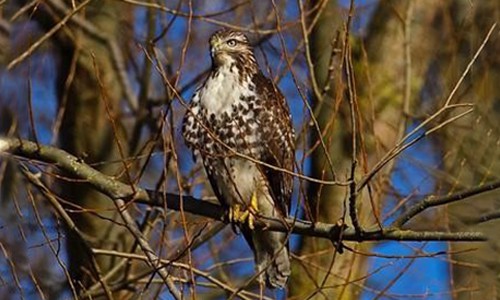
xmin=0 ymin=138 xmax=488 ymax=242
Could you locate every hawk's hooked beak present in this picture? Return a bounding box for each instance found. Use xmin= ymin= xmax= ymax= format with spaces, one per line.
xmin=209 ymin=37 xmax=223 ymax=58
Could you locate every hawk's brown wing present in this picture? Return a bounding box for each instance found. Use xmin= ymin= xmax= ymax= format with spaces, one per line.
xmin=253 ymin=72 xmax=295 ymax=217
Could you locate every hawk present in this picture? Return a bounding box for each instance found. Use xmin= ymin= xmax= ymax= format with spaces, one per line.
xmin=182 ymin=29 xmax=295 ymax=288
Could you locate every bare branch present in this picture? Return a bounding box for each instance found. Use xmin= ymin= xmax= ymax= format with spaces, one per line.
xmin=0 ymin=138 xmax=488 ymax=243
xmin=392 ymin=180 xmax=500 ymax=228
xmin=471 ymin=211 xmax=500 ymax=224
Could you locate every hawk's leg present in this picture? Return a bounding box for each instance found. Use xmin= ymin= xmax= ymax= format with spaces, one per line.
xmin=227 ymin=191 xmax=259 ymax=230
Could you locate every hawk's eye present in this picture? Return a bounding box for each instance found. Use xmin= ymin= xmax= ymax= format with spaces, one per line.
xmin=226 ymin=39 xmax=237 ymax=47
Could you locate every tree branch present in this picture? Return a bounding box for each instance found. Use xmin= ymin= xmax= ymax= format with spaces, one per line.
xmin=392 ymin=180 xmax=500 ymax=228
xmin=0 ymin=138 xmax=487 ymax=242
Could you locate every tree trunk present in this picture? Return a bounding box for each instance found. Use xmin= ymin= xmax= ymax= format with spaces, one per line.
xmin=290 ymin=1 xmax=443 ymax=298
xmin=51 ymin=2 xmax=134 ymax=295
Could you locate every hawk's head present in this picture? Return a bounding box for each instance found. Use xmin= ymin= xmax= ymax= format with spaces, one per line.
xmin=209 ymin=29 xmax=257 ymax=75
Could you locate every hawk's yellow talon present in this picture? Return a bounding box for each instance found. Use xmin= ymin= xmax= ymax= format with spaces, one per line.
xmin=247 ymin=191 xmax=259 ymax=229
xmin=248 ymin=214 xmax=255 ymax=230
xmin=228 ymin=192 xmax=259 ymax=229
xmin=229 ymin=204 xmax=242 ymax=223
xmin=238 ymin=210 xmax=249 ymax=223
xmin=250 ymin=191 xmax=258 ymax=213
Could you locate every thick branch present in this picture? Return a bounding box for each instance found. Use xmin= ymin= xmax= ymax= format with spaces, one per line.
xmin=0 ymin=138 xmax=487 ymax=242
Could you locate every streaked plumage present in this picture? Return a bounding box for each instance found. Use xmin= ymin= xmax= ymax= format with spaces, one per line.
xmin=182 ymin=29 xmax=295 ymax=288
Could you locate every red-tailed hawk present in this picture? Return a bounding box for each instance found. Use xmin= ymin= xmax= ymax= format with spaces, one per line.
xmin=182 ymin=29 xmax=295 ymax=288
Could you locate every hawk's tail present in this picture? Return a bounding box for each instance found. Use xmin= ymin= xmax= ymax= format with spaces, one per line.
xmin=264 ymin=245 xmax=290 ymax=288
xmin=250 ymin=230 xmax=291 ymax=289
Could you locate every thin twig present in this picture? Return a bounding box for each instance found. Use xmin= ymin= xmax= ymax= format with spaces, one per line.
xmin=21 ymin=168 xmax=112 ymax=299
xmin=44 ymin=0 xmax=138 ymax=111
xmin=298 ymin=0 xmax=322 ymax=102
xmin=343 ymin=3 xmax=363 ymax=234
xmin=271 ymin=0 xmax=338 ymax=181
xmin=119 ymin=0 xmax=300 ymax=34
xmin=114 ymin=200 xmax=183 ymax=300
xmin=7 ymin=0 xmax=92 ymax=70
xmin=443 ymin=23 xmax=497 ymax=107
xmin=357 ymin=106 xmax=474 ymax=192
xmin=357 ymin=23 xmax=497 ymax=192
xmin=92 ymin=249 xmax=267 ymax=300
